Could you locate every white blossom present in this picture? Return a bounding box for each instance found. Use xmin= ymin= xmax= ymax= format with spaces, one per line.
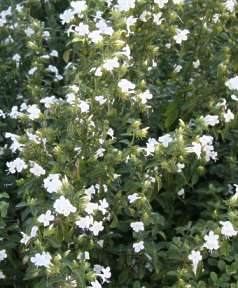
xmin=27 ymin=105 xmax=41 ymax=120
xmin=153 ymin=12 xmax=163 ymax=25
xmin=102 ymin=58 xmax=120 ymax=72
xmin=188 ymin=250 xmax=202 ymax=275
xmin=89 ymin=281 xmax=102 ymax=288
xmin=133 ymin=241 xmax=144 ymax=253
xmin=128 ymin=193 xmax=141 ymax=203
xmin=76 ymin=215 xmax=94 ymax=229
xmin=116 ymin=0 xmax=135 ymax=11
xmin=202 ymin=115 xmax=219 ymax=126
xmin=43 ymin=174 xmax=62 ymax=193
xmin=130 ymin=221 xmax=144 ymax=232
xmin=29 ymin=161 xmax=46 ymax=177
xmin=31 ymin=252 xmax=52 ymax=268
xmin=6 ymin=158 xmax=27 ymax=174
xmin=154 ymin=0 xmax=168 ymax=8
xmin=37 ymin=210 xmax=55 ymax=227
xmin=158 ymin=133 xmax=173 ymax=147
xmin=173 ymin=29 xmax=189 ymax=44
xmin=225 ymin=0 xmax=237 ymax=12
xmin=138 ymin=90 xmax=153 ymax=104
xmin=89 ymin=221 xmax=104 ymax=236
xmin=220 ymin=221 xmax=237 ymax=238
xmin=224 ymin=109 xmax=234 ymax=123
xmin=0 ymin=249 xmax=7 ymax=262
xmin=53 ymin=196 xmax=77 ymax=216
xmin=145 ymin=138 xmax=158 ymax=155
xmin=118 ymin=79 xmax=135 ymax=94
xmin=193 ymin=59 xmax=200 ymax=69
xmin=225 ymin=76 xmax=238 ymax=90
xmin=203 ymin=231 xmax=219 ymax=252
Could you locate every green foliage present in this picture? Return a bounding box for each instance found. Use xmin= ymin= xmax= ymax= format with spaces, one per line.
xmin=1 ymin=0 xmax=238 ymax=287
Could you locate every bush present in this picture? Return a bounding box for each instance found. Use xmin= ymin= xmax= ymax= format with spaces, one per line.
xmin=1 ymin=0 xmax=238 ymax=287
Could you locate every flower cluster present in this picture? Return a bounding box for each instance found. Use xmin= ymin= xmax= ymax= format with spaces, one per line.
xmin=1 ymin=0 xmax=238 ymax=287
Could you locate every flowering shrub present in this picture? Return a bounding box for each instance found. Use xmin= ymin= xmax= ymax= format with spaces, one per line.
xmin=1 ymin=0 xmax=238 ymax=287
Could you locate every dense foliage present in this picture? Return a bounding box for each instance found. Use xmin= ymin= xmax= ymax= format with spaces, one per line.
xmin=1 ymin=0 xmax=238 ymax=287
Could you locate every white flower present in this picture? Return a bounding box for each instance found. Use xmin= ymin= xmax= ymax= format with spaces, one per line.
xmin=74 ymin=23 xmax=89 ymax=36
xmin=38 ymin=210 xmax=55 ymax=227
xmin=71 ymin=1 xmax=87 ymax=15
xmin=40 ymin=96 xmax=58 ymax=108
xmin=118 ymin=79 xmax=135 ymax=94
xmin=50 ymin=50 xmax=58 ymax=57
xmin=60 ymin=9 xmax=75 ymax=24
xmin=186 ymin=142 xmax=202 ymax=159
xmin=88 ymin=30 xmax=103 ymax=44
xmin=102 ymin=58 xmax=120 ymax=72
xmin=31 ymin=252 xmax=52 ymax=268
xmin=6 ymin=158 xmax=27 ymax=174
xmin=100 ymin=267 xmax=111 ymax=283
xmin=53 ymin=196 xmax=77 ymax=216
xmin=128 ymin=193 xmax=141 ymax=203
xmin=89 ymin=280 xmax=102 ymax=288
xmin=96 ymin=19 xmax=114 ymax=36
xmin=220 ymin=221 xmax=237 ymax=238
xmin=27 ymin=105 xmax=41 ymax=120
xmin=154 ymin=0 xmax=168 ymax=8
xmin=29 ymin=161 xmax=46 ymax=177
xmin=90 ymin=221 xmax=104 ymax=236
xmin=173 ymin=0 xmax=184 ymax=4
xmin=0 ymin=249 xmax=7 ymax=262
xmin=153 ymin=12 xmax=163 ymax=25
xmin=0 ymin=109 xmax=6 ymax=118
xmin=76 ymin=215 xmax=94 ymax=229
xmin=133 ymin=241 xmax=144 ymax=253
xmin=12 ymin=53 xmax=21 ymax=63
xmin=174 ymin=64 xmax=182 ymax=73
xmin=0 ymin=271 xmax=5 ymax=279
xmin=43 ymin=174 xmax=62 ymax=193
xmin=20 ymin=233 xmax=31 ymax=245
xmin=95 ymin=266 xmax=111 ymax=283
xmin=25 ymin=27 xmax=34 ymax=37
xmin=5 ymin=132 xmax=24 ymax=153
xmin=138 ymin=90 xmax=153 ymax=104
xmin=202 ymin=115 xmax=219 ymax=126
xmin=188 ymin=250 xmax=202 ymax=275
xmin=20 ymin=226 xmax=38 ymax=245
xmin=9 ymin=106 xmax=22 ymax=119
xmin=145 ymin=138 xmax=158 ymax=155
xmin=231 ymin=94 xmax=238 ymax=101
xmin=85 ymin=202 xmax=99 ymax=215
xmin=193 ymin=59 xmax=200 ymax=68
xmin=203 ymin=231 xmax=219 ymax=252
xmin=79 ymin=100 xmax=90 ymax=113
xmin=75 ymin=216 xmax=93 ymax=229
xmin=117 ymin=0 xmax=135 ymax=11
xmin=225 ymin=0 xmax=237 ymax=12
xmin=95 ymin=95 xmax=107 ymax=105
xmin=126 ymin=16 xmax=137 ymax=34
xmin=199 ymin=135 xmax=217 ymax=161
xmin=158 ymin=133 xmax=173 ymax=147
xmin=130 ymin=221 xmax=144 ymax=232
xmin=28 ymin=67 xmax=37 ymax=76
xmin=224 ymin=109 xmax=234 ymax=123
xmin=173 ymin=29 xmax=189 ymax=44
xmin=177 ymin=188 xmax=185 ymax=197
xmin=177 ymin=162 xmax=185 ymax=173
xmin=98 ymin=199 xmax=109 ymax=215
xmin=225 ymin=76 xmax=238 ymax=90
xmin=84 ymin=185 xmax=96 ymax=200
